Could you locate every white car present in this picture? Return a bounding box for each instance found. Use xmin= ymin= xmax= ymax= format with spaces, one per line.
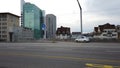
xmin=75 ymin=36 xmax=90 ymax=42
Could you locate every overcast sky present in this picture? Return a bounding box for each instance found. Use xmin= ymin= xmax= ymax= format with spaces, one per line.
xmin=0 ymin=0 xmax=120 ymax=32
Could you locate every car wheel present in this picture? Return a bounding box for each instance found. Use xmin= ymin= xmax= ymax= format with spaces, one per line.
xmin=76 ymin=40 xmax=78 ymax=42
xmin=83 ymin=40 xmax=86 ymax=43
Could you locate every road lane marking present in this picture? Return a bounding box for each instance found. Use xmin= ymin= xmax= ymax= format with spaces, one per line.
xmin=7 ymin=47 xmax=25 ymax=49
xmin=0 ymin=53 xmax=120 ymax=63
xmin=86 ymin=63 xmax=120 ymax=68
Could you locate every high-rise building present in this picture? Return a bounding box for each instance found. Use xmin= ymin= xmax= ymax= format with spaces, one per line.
xmin=46 ymin=14 xmax=56 ymax=39
xmin=22 ymin=2 xmax=44 ymax=39
xmin=0 ymin=12 xmax=19 ymax=42
xmin=21 ymin=0 xmax=25 ymax=27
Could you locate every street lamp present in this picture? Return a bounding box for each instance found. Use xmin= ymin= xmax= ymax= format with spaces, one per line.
xmin=77 ymin=0 xmax=83 ymax=35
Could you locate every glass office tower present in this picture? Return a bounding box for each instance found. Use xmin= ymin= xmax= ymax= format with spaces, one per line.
xmin=23 ymin=3 xmax=43 ymax=39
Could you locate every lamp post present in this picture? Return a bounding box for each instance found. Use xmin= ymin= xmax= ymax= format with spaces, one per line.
xmin=77 ymin=0 xmax=83 ymax=35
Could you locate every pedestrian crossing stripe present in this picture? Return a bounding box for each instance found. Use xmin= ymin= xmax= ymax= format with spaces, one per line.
xmin=85 ymin=63 xmax=120 ymax=68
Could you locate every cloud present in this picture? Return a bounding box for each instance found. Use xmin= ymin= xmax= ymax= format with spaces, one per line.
xmin=85 ymin=0 xmax=120 ymax=16
xmin=81 ymin=0 xmax=120 ymax=32
xmin=0 ymin=0 xmax=119 ymax=32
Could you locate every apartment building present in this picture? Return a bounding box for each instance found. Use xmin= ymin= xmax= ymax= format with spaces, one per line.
xmin=0 ymin=12 xmax=19 ymax=42
xmin=94 ymin=23 xmax=118 ymax=39
xmin=56 ymin=26 xmax=71 ymax=39
xmin=117 ymin=25 xmax=120 ymax=39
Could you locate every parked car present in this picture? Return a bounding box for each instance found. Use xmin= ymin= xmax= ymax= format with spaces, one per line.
xmin=75 ymin=36 xmax=90 ymax=42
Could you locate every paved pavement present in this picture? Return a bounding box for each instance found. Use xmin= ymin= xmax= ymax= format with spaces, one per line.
xmin=0 ymin=42 xmax=120 ymax=68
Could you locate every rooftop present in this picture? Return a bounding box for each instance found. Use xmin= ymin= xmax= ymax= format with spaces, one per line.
xmin=0 ymin=12 xmax=20 ymax=18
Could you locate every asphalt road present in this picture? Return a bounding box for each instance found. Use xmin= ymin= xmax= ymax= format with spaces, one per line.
xmin=0 ymin=42 xmax=120 ymax=68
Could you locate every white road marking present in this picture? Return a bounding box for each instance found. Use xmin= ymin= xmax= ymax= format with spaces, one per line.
xmin=7 ymin=47 xmax=25 ymax=49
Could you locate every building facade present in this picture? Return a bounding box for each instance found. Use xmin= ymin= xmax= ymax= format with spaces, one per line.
xmin=94 ymin=23 xmax=118 ymax=39
xmin=13 ymin=27 xmax=34 ymax=42
xmin=56 ymin=26 xmax=71 ymax=39
xmin=117 ymin=25 xmax=120 ymax=39
xmin=23 ymin=2 xmax=44 ymax=39
xmin=21 ymin=0 xmax=25 ymax=27
xmin=71 ymin=32 xmax=81 ymax=39
xmin=46 ymin=14 xmax=56 ymax=39
xmin=41 ymin=10 xmax=46 ymax=39
xmin=0 ymin=12 xmax=19 ymax=42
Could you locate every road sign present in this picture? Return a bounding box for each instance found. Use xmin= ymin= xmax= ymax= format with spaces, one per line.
xmin=42 ymin=23 xmax=46 ymax=30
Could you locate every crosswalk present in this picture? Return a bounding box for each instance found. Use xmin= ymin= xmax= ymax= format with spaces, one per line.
xmin=85 ymin=63 xmax=120 ymax=68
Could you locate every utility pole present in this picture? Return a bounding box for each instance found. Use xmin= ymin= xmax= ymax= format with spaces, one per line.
xmin=77 ymin=0 xmax=83 ymax=35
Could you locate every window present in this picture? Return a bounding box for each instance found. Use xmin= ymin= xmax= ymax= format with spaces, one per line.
xmin=108 ymin=31 xmax=112 ymax=34
xmin=2 ymin=35 xmax=7 ymax=38
xmin=103 ymin=31 xmax=107 ymax=32
xmin=62 ymin=34 xmax=65 ymax=36
xmin=11 ymin=19 xmax=13 ymax=22
xmin=63 ymin=31 xmax=65 ymax=34
xmin=103 ymin=34 xmax=107 ymax=36
xmin=2 ymin=18 xmax=7 ymax=21
xmin=81 ymin=37 xmax=84 ymax=38
xmin=112 ymin=34 xmax=116 ymax=36
xmin=114 ymin=31 xmax=117 ymax=32
xmin=2 ymin=23 xmax=7 ymax=25
xmin=108 ymin=34 xmax=112 ymax=37
xmin=2 ymin=27 xmax=7 ymax=29
xmin=2 ymin=14 xmax=7 ymax=18
xmin=2 ymin=31 xmax=7 ymax=33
